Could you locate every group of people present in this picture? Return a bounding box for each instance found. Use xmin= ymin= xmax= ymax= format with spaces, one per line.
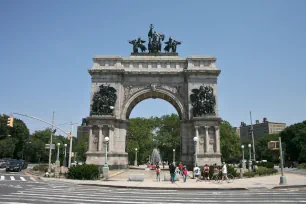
xmin=168 ymin=162 xmax=189 ymax=183
xmin=155 ymin=162 xmax=229 ymax=183
xmin=194 ymin=162 xmax=229 ymax=183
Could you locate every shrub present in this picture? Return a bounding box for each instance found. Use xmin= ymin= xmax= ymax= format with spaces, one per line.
xmin=227 ymin=165 xmax=238 ymax=177
xmin=297 ymin=163 xmax=306 ymax=169
xmin=257 ymin=162 xmax=274 ymax=169
xmin=243 ymin=171 xmax=256 ymax=178
xmin=33 ymin=164 xmax=49 ymax=172
xmin=256 ymin=166 xmax=268 ymax=176
xmin=67 ymin=164 xmax=100 ymax=180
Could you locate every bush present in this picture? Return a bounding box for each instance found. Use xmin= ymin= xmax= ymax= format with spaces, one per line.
xmin=227 ymin=165 xmax=238 ymax=177
xmin=33 ymin=164 xmax=48 ymax=172
xmin=243 ymin=171 xmax=256 ymax=178
xmin=257 ymin=161 xmax=274 ymax=169
xmin=256 ymin=166 xmax=267 ymax=176
xmin=67 ymin=164 xmax=100 ymax=180
xmin=297 ymin=163 xmax=306 ymax=169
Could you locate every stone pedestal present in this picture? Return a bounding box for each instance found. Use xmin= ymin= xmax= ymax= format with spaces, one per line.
xmin=85 ymin=116 xmax=128 ymax=169
xmin=103 ymin=166 xmax=109 ymax=179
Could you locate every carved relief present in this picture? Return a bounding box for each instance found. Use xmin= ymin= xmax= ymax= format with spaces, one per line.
xmin=124 ymin=84 xmax=183 ymax=101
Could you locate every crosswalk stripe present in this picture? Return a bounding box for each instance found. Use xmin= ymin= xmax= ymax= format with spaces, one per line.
xmin=0 ymin=176 xmax=4 ymax=180
xmin=20 ymin=177 xmax=26 ymax=181
xmin=10 ymin=176 xmax=15 ymax=181
xmin=29 ymin=177 xmax=36 ymax=181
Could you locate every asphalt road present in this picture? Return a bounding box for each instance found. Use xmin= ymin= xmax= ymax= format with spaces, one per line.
xmin=0 ymin=177 xmax=306 ymax=204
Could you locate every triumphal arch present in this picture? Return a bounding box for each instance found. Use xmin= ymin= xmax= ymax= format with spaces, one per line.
xmin=85 ymin=25 xmax=222 ymax=169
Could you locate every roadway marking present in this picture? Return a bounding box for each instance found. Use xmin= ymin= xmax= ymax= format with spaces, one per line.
xmin=0 ymin=176 xmax=4 ymax=180
xmin=30 ymin=177 xmax=36 ymax=181
xmin=10 ymin=176 xmax=15 ymax=180
xmin=20 ymin=177 xmax=26 ymax=181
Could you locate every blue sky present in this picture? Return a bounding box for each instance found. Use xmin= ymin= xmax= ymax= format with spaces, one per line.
xmin=0 ymin=0 xmax=305 ymax=135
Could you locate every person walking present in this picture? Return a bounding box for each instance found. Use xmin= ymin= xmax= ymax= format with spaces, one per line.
xmin=222 ymin=162 xmax=229 ymax=183
xmin=169 ymin=163 xmax=175 ymax=183
xmin=179 ymin=162 xmax=183 ymax=175
xmin=193 ymin=165 xmax=201 ymax=182
xmin=156 ymin=165 xmax=161 ymax=182
xmin=203 ymin=164 xmax=210 ymax=181
xmin=182 ymin=166 xmax=188 ymax=182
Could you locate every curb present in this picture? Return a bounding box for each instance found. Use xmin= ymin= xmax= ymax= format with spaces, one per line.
xmin=78 ymin=183 xmax=248 ymax=191
xmin=272 ymin=185 xmax=306 ymax=189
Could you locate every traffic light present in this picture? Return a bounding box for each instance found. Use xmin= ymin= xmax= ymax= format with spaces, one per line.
xmin=67 ymin=131 xmax=71 ymax=140
xmin=7 ymin=117 xmax=14 ymax=127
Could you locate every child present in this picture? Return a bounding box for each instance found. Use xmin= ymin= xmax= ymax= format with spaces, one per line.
xmin=156 ymin=165 xmax=161 ymax=182
xmin=182 ymin=166 xmax=188 ymax=182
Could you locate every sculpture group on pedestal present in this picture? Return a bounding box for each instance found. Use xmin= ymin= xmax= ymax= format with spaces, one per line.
xmin=91 ymin=84 xmax=117 ymax=116
xmin=129 ymin=24 xmax=181 ymax=54
xmin=190 ymin=86 xmax=216 ymax=117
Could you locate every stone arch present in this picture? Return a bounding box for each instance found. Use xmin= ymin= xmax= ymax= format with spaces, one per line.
xmin=121 ymin=88 xmax=186 ymax=120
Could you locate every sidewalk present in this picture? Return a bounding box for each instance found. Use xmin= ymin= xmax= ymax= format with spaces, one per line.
xmin=39 ymin=171 xmax=306 ymax=190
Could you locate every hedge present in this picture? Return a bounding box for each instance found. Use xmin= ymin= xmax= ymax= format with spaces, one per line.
xmin=257 ymin=162 xmax=274 ymax=169
xmin=67 ymin=164 xmax=100 ymax=180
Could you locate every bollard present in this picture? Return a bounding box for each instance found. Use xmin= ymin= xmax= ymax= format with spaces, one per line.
xmin=240 ymin=168 xmax=243 ymax=178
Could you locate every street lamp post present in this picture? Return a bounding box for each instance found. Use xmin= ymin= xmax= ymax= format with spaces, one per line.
xmin=241 ymin=145 xmax=246 ymax=169
xmin=193 ymin=137 xmax=198 ymax=167
xmin=103 ymin=137 xmax=109 ymax=179
xmin=248 ymin=144 xmax=252 ymax=171
xmin=56 ymin=143 xmax=60 ymax=167
xmin=134 ymin=148 xmax=138 ymax=166
xmin=63 ymin=144 xmax=67 ymax=167
xmin=279 ymin=136 xmax=287 ymax=184
xmin=173 ymin=149 xmax=175 ymax=166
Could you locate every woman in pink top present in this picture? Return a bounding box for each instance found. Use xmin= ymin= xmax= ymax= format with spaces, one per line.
xmin=182 ymin=166 xmax=188 ymax=182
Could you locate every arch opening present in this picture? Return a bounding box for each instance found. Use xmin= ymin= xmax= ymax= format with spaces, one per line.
xmin=122 ymin=89 xmax=185 ymax=121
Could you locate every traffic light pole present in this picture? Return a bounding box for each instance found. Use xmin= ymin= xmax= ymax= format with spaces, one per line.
xmin=48 ymin=112 xmax=55 ymax=173
xmin=250 ymin=111 xmax=256 ymax=165
xmin=68 ymin=122 xmax=77 ymax=168
xmin=12 ymin=112 xmax=73 ymax=172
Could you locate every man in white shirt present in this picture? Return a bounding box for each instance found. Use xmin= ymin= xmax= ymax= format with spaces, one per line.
xmin=194 ymin=166 xmax=201 ymax=182
xmin=222 ymin=162 xmax=229 ymax=183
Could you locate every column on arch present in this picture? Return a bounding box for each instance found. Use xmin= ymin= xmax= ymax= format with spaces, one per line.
xmin=98 ymin=125 xmax=103 ymax=152
xmin=88 ymin=125 xmax=93 ymax=152
xmin=204 ymin=126 xmax=209 ymax=153
xmin=215 ymin=126 xmax=220 ymax=153
xmin=194 ymin=126 xmax=199 ymax=154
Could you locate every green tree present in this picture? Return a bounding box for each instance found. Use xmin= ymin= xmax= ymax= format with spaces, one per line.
xmin=155 ymin=114 xmax=180 ymax=163
xmin=220 ymin=120 xmax=241 ymax=163
xmin=0 ymin=137 xmax=16 ymax=158
xmin=74 ymin=133 xmax=88 ymax=162
xmin=127 ymin=117 xmax=156 ymax=164
xmin=280 ymin=121 xmax=306 ymax=163
xmin=0 ymin=114 xmax=30 ymax=159
xmin=254 ymin=134 xmax=279 ymax=163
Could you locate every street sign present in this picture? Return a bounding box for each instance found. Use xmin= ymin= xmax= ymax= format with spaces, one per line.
xmin=45 ymin=144 xmax=55 ymax=150
xmin=268 ymin=141 xmax=279 ymax=150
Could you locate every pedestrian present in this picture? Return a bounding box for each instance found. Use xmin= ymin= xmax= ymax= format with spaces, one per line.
xmin=169 ymin=163 xmax=175 ymax=183
xmin=222 ymin=162 xmax=229 ymax=183
xmin=193 ymin=165 xmax=201 ymax=182
xmin=182 ymin=166 xmax=188 ymax=182
xmin=203 ymin=164 xmax=210 ymax=181
xmin=162 ymin=161 xmax=165 ymax=169
xmin=156 ymin=165 xmax=161 ymax=182
xmin=179 ymin=162 xmax=183 ymax=175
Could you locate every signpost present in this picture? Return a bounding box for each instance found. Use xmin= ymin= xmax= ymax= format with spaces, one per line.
xmin=268 ymin=138 xmax=287 ymax=185
xmin=45 ymin=144 xmax=55 ymax=150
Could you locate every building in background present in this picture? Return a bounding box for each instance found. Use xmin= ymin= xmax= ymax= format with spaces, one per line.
xmin=77 ymin=118 xmax=89 ymax=139
xmin=233 ymin=127 xmax=240 ymax=138
xmin=235 ymin=117 xmax=286 ymax=141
